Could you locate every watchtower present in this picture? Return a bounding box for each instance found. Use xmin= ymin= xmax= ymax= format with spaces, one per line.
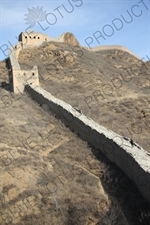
xmin=18 ymin=31 xmax=51 ymax=49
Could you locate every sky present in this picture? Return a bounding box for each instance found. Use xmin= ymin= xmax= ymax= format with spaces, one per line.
xmin=0 ymin=0 xmax=149 ymax=61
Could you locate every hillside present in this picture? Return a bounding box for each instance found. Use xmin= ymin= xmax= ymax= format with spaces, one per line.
xmin=18 ymin=41 xmax=150 ymax=152
xmin=0 ymin=82 xmax=150 ymax=224
xmin=0 ymin=36 xmax=150 ymax=225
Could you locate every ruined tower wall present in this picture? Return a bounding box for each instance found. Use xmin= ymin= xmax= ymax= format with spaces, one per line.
xmin=9 ymin=38 xmax=39 ymax=93
xmin=19 ymin=31 xmax=52 ymax=49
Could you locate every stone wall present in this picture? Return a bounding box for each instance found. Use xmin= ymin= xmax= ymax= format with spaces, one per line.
xmin=9 ymin=47 xmax=21 ymax=70
xmin=9 ymin=36 xmax=40 ymax=93
xmin=19 ymin=31 xmax=80 ymax=49
xmin=12 ymin=67 xmax=39 ymax=93
xmin=19 ymin=31 xmax=51 ymax=49
xmin=90 ymin=45 xmax=140 ymax=59
xmin=25 ymin=84 xmax=150 ymax=205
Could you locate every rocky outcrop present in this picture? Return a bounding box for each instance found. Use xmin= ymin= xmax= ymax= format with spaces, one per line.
xmin=62 ymin=32 xmax=80 ymax=46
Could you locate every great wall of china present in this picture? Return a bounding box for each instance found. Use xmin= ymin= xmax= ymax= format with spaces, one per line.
xmin=7 ymin=31 xmax=150 ymax=204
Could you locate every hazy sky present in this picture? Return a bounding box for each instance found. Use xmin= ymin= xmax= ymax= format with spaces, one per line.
xmin=0 ymin=0 xmax=149 ymax=61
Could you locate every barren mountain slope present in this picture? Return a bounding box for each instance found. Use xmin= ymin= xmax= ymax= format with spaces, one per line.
xmin=0 ymin=84 xmax=136 ymax=225
xmin=0 ymin=85 xmax=113 ymax=225
xmin=0 ymin=84 xmax=150 ymax=225
xmin=18 ymin=42 xmax=150 ymax=152
xmin=1 ymin=58 xmax=150 ymax=224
